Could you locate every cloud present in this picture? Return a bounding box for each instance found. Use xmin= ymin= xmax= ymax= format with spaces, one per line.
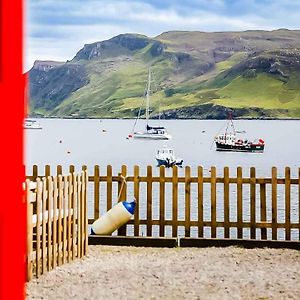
xmin=25 ymin=0 xmax=300 ymax=71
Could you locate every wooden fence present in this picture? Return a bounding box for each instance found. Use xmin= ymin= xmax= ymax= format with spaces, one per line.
xmin=25 ymin=170 xmax=88 ymax=281
xmin=27 ymin=165 xmax=300 ymax=243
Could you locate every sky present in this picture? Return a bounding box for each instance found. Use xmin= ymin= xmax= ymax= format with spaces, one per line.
xmin=25 ymin=0 xmax=300 ymax=71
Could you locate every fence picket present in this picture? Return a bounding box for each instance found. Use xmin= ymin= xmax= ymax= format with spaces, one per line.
xmin=47 ymin=177 xmax=53 ymax=271
xmin=36 ymin=179 xmax=42 ymax=277
xmin=260 ymin=183 xmax=267 ymax=240
xmin=285 ymin=167 xmax=291 ymax=240
xmin=94 ymin=165 xmax=100 ymax=220
xmin=134 ymin=165 xmax=140 ymax=236
xmin=72 ymin=173 xmax=77 ymax=260
xmin=272 ymin=167 xmax=277 ymax=240
xmin=67 ymin=173 xmax=72 ymax=262
xmin=159 ymin=166 xmax=165 ymax=237
xmin=45 ymin=165 xmax=50 ymax=177
xmin=197 ymin=166 xmax=204 ymax=238
xmin=41 ymin=177 xmax=47 ymax=274
xmin=146 ymin=166 xmax=153 ymax=237
xmin=77 ymin=174 xmax=82 ymax=257
xmin=26 ymin=180 xmax=33 ymax=281
xmin=224 ymin=167 xmax=230 ymax=238
xmin=237 ymin=167 xmax=243 ymax=239
xmin=57 ymin=165 xmax=62 ymax=176
xmin=107 ymin=165 xmax=113 ymax=212
xmin=33 ymin=165 xmax=38 ymax=181
xmin=52 ymin=176 xmax=58 ymax=268
xmin=57 ymin=176 xmax=63 ymax=266
xmin=250 ymin=167 xmax=256 ymax=239
xmin=63 ymin=175 xmax=68 ymax=263
xmin=172 ymin=166 xmax=178 ymax=238
xmin=118 ymin=165 xmax=127 ymax=236
xmin=211 ymin=167 xmax=217 ymax=238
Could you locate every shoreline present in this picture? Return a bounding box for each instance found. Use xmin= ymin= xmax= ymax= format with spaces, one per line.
xmin=27 ymin=116 xmax=300 ymax=121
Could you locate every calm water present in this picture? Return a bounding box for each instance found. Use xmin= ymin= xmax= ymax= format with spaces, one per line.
xmin=25 ymin=119 xmax=300 ymax=240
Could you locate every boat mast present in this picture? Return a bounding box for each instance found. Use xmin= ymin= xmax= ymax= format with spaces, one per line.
xmin=146 ymin=68 xmax=151 ymax=129
xmin=225 ymin=110 xmax=236 ymax=138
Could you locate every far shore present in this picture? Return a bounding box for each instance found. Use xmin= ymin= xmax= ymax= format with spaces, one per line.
xmin=27 ymin=116 xmax=300 ymax=121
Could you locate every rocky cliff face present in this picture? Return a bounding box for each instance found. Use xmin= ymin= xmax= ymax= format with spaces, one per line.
xmin=29 ymin=62 xmax=89 ymax=110
xmin=72 ymin=34 xmax=152 ymax=61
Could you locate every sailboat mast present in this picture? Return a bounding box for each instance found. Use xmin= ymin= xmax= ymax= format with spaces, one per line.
xmin=146 ymin=69 xmax=151 ymax=127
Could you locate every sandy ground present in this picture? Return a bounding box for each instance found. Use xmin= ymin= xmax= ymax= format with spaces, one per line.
xmin=27 ymin=245 xmax=300 ymax=300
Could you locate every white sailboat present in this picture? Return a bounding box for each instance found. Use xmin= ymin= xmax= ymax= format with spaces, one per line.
xmin=128 ymin=69 xmax=171 ymax=140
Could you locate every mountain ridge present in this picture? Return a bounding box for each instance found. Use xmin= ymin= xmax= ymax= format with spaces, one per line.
xmin=28 ymin=30 xmax=300 ymax=119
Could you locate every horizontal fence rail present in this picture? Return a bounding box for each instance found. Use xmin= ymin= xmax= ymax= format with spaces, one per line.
xmin=25 ymin=170 xmax=88 ymax=281
xmin=26 ymin=165 xmax=300 ymax=243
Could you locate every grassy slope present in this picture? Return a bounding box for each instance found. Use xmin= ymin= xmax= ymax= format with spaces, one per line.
xmin=214 ymin=73 xmax=300 ymax=109
xmin=53 ymin=45 xmax=300 ymax=118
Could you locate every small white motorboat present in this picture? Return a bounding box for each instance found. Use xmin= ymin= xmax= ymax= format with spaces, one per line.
xmin=24 ymin=119 xmax=42 ymax=129
xmin=155 ymin=146 xmax=183 ymax=167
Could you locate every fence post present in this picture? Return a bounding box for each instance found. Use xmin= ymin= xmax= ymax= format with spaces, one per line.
xmin=77 ymin=174 xmax=82 ymax=257
xmin=271 ymin=167 xmax=277 ymax=240
xmin=197 ymin=166 xmax=203 ymax=238
xmin=159 ymin=166 xmax=165 ymax=237
xmin=146 ymin=165 xmax=153 ymax=237
xmin=211 ymin=166 xmax=217 ymax=238
xmin=260 ymin=183 xmax=267 ymax=240
xmin=63 ymin=175 xmax=68 ymax=263
xmin=118 ymin=165 xmax=127 ymax=236
xmin=237 ymin=167 xmax=243 ymax=239
xmin=172 ymin=166 xmax=178 ymax=238
xmin=72 ymin=173 xmax=77 ymax=260
xmin=67 ymin=173 xmax=73 ymax=262
xmin=285 ymin=167 xmax=291 ymax=240
xmin=224 ymin=167 xmax=230 ymax=238
xmin=47 ymin=177 xmax=53 ymax=271
xmin=45 ymin=165 xmax=50 ymax=177
xmin=250 ymin=167 xmax=256 ymax=239
xmin=185 ymin=166 xmax=191 ymax=237
xmin=33 ymin=165 xmax=38 ymax=181
xmin=41 ymin=178 xmax=47 ymax=274
xmin=52 ymin=177 xmax=58 ymax=268
xmin=134 ymin=165 xmax=140 ymax=236
xmin=26 ymin=180 xmax=33 ymax=281
xmin=57 ymin=176 xmax=63 ymax=266
xmin=56 ymin=165 xmax=62 ymax=176
xmin=107 ymin=165 xmax=113 ymax=212
xmin=94 ymin=165 xmax=100 ymax=220
xmin=84 ymin=170 xmax=88 ymax=255
xmin=35 ymin=179 xmax=42 ymax=278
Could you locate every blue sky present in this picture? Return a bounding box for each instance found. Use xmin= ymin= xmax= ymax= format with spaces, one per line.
xmin=25 ymin=0 xmax=300 ymax=71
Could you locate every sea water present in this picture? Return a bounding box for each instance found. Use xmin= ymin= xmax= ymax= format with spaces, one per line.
xmin=25 ymin=118 xmax=300 ymax=240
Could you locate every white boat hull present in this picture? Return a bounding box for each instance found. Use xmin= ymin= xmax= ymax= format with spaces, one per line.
xmin=133 ymin=132 xmax=171 ymax=140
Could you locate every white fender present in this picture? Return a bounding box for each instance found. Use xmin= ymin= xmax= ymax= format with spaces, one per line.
xmin=91 ymin=200 xmax=136 ymax=235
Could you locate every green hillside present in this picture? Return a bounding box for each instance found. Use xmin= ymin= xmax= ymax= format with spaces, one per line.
xmin=28 ymin=30 xmax=300 ymax=119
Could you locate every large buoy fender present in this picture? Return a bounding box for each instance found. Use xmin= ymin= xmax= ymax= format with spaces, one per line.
xmin=91 ymin=200 xmax=136 ymax=235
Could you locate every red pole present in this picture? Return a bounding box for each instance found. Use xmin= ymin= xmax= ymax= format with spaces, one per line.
xmin=0 ymin=0 xmax=26 ymax=299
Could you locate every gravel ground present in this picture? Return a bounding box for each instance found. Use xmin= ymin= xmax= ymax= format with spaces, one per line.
xmin=27 ymin=245 xmax=300 ymax=300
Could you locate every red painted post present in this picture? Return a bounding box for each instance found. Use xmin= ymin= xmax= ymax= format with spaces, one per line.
xmin=0 ymin=0 xmax=26 ymax=299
